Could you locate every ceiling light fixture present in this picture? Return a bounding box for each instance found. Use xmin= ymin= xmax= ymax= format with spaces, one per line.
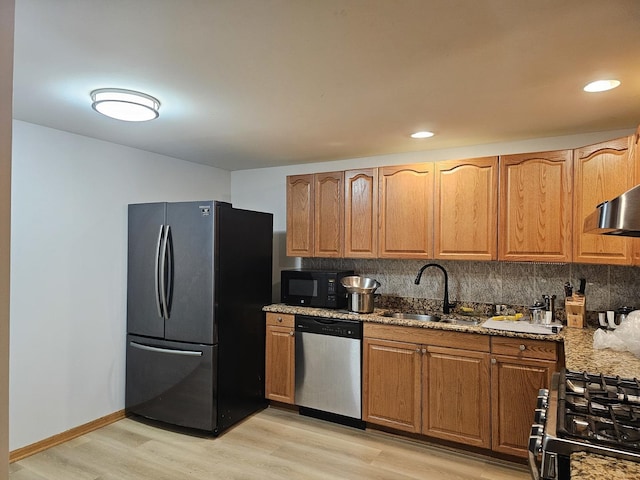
xmin=90 ymin=88 xmax=160 ymax=121
xmin=583 ymin=80 xmax=621 ymax=93
xmin=410 ymin=131 xmax=435 ymax=139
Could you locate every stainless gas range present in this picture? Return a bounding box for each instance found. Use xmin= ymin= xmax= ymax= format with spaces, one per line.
xmin=529 ymin=369 xmax=640 ymax=480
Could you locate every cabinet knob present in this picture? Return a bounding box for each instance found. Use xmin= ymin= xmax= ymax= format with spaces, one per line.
xmin=289 ymin=331 xmax=294 ymax=336
xmin=415 ymin=348 xmax=421 ymax=353
xmin=491 ymin=358 xmax=497 ymax=364
xmin=277 ymin=316 xmax=283 ymax=323
xmin=519 ymin=344 xmax=526 ymax=351
xmin=421 ymin=348 xmax=427 ymax=354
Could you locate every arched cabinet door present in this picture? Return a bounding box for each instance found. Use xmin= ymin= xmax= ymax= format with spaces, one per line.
xmin=344 ymin=168 xmax=378 ymax=258
xmin=434 ymin=157 xmax=498 ymax=261
xmin=499 ymin=150 xmax=572 ymax=262
xmin=379 ymin=163 xmax=434 ymax=259
xmin=574 ymin=136 xmax=633 ymax=265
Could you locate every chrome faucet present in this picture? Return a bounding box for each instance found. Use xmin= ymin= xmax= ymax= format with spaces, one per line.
xmin=415 ymin=263 xmax=455 ymax=314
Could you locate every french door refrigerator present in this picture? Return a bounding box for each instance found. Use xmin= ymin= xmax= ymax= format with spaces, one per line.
xmin=125 ymin=201 xmax=273 ymax=435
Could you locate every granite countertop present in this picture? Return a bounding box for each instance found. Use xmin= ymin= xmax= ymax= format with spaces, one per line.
xmin=264 ymin=303 xmax=640 ymax=479
xmin=263 ymin=303 xmax=565 ymax=341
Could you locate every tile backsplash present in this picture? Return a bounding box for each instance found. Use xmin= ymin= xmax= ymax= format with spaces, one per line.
xmin=301 ymin=258 xmax=640 ymax=312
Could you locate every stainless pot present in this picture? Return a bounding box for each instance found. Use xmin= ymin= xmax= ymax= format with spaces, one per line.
xmin=346 ymin=291 xmax=376 ymax=314
xmin=341 ymin=276 xmax=381 ymax=313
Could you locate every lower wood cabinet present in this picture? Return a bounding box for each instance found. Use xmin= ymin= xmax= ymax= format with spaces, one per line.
xmin=490 ymin=336 xmax=559 ymax=458
xmin=363 ymin=323 xmax=561 ymax=457
xmin=363 ymin=338 xmax=422 ymax=433
xmin=363 ymin=324 xmax=492 ymax=448
xmin=423 ymin=346 xmax=491 ymax=448
xmin=265 ymin=313 xmax=295 ymax=404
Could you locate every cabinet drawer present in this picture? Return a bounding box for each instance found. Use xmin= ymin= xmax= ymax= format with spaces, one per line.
xmin=266 ymin=312 xmax=295 ymax=328
xmin=364 ymin=323 xmax=490 ymax=352
xmin=490 ymin=336 xmax=558 ymax=361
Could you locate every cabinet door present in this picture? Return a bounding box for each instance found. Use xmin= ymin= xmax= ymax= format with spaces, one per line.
xmin=286 ymin=174 xmax=314 ymax=257
xmin=363 ymin=338 xmax=422 ymax=433
xmin=499 ymin=150 xmax=572 ymax=262
xmin=344 ymin=168 xmax=378 ymax=258
xmin=314 ymin=172 xmax=343 ymax=257
xmin=491 ymin=355 xmax=556 ymax=457
xmin=379 ymin=163 xmax=434 ymax=258
xmin=434 ymin=157 xmax=498 ymax=261
xmin=574 ymin=137 xmax=633 ymax=265
xmin=265 ymin=320 xmax=295 ymax=404
xmin=423 ymin=346 xmax=491 ymax=448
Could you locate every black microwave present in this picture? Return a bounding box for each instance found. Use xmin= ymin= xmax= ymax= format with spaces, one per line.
xmin=281 ymin=269 xmax=354 ymax=309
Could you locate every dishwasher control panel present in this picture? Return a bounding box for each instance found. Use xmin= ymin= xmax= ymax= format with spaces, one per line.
xmin=295 ymin=315 xmax=362 ymax=339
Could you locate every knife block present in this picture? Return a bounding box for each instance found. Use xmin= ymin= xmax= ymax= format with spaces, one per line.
xmin=565 ymin=295 xmax=586 ymax=328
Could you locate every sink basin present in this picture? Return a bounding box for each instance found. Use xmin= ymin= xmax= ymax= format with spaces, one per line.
xmin=383 ymin=312 xmax=441 ymax=322
xmin=442 ymin=318 xmax=480 ymax=326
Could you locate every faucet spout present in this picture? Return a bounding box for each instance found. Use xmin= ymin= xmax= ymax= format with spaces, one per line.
xmin=415 ymin=263 xmax=453 ymax=314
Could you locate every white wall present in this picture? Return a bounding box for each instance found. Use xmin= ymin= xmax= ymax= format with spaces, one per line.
xmin=9 ymin=120 xmax=230 ymax=450
xmin=230 ymin=128 xmax=635 ymax=301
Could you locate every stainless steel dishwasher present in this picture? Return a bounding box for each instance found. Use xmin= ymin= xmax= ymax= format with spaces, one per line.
xmin=294 ymin=315 xmax=363 ymax=426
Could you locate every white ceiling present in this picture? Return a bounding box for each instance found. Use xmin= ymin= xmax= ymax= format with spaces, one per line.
xmin=12 ymin=0 xmax=640 ymax=171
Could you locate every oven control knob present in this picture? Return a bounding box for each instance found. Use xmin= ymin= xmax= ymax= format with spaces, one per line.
xmin=534 ymin=408 xmax=547 ymax=424
xmin=538 ymin=388 xmax=549 ymax=397
xmin=536 ymin=395 xmax=548 ymax=409
xmin=528 ymin=434 xmax=543 ymax=458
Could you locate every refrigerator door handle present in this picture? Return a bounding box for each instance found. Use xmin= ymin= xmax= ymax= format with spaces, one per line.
xmin=154 ymin=225 xmax=164 ymax=319
xmin=129 ymin=341 xmax=203 ymax=357
xmin=165 ymin=224 xmax=173 ymax=319
xmin=159 ymin=224 xmax=169 ymax=320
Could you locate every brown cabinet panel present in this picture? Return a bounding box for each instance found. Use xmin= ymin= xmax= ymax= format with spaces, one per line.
xmin=314 ymin=172 xmax=344 ymax=257
xmin=423 ymin=346 xmax=491 ymax=448
xmin=362 ymin=338 xmax=422 ymax=433
xmin=434 ymin=157 xmax=498 ymax=260
xmin=344 ymin=168 xmax=378 ymax=258
xmin=265 ymin=313 xmax=295 ymax=404
xmin=379 ymin=164 xmax=434 ymax=258
xmin=491 ymin=356 xmax=556 ymax=457
xmin=574 ymin=137 xmax=633 ymax=264
xmin=286 ymin=174 xmax=314 ymax=257
xmin=633 ymin=127 xmax=640 ymax=265
xmin=490 ymin=336 xmax=558 ymax=361
xmin=499 ymin=150 xmax=572 ymax=262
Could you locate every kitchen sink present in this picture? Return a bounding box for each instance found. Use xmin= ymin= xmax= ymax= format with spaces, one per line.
xmin=382 ymin=312 xmax=441 ymax=322
xmin=382 ymin=312 xmax=480 ymax=326
xmin=442 ymin=318 xmax=480 ymax=326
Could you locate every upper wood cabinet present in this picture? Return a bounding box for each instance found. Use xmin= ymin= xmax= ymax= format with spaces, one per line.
xmin=434 ymin=157 xmax=498 ymax=261
xmin=499 ymin=150 xmax=573 ymax=262
xmin=379 ymin=163 xmax=434 ymax=258
xmin=344 ymin=168 xmax=378 ymax=258
xmin=573 ymin=137 xmax=633 ymax=265
xmin=314 ymin=171 xmax=344 ymax=258
xmin=632 ymin=127 xmax=640 ymax=266
xmin=286 ymin=172 xmax=343 ymax=257
xmin=286 ymin=174 xmax=314 ymax=257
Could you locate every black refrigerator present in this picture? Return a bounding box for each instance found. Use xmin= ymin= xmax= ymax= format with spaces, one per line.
xmin=125 ymin=201 xmax=273 ymax=435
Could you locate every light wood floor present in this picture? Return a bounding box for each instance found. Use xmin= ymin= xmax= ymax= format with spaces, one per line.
xmin=9 ymin=407 xmax=529 ymax=480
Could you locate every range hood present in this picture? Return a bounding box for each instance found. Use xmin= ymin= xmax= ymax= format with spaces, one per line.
xmin=584 ymin=184 xmax=640 ymax=237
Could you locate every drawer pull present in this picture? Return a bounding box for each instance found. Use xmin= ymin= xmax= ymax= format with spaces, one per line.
xmin=278 ymin=316 xmax=283 ymax=323
xmin=519 ymin=344 xmax=526 ymax=351
xmin=289 ymin=331 xmax=294 ymax=336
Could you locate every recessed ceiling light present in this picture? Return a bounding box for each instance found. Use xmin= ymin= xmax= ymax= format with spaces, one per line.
xmin=410 ymin=131 xmax=435 ymax=139
xmin=90 ymin=88 xmax=161 ymax=121
xmin=583 ymin=80 xmax=621 ymax=93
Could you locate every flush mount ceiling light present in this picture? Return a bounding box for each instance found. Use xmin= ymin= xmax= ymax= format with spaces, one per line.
xmin=583 ymin=80 xmax=621 ymax=93
xmin=410 ymin=131 xmax=435 ymax=139
xmin=90 ymin=88 xmax=160 ymax=121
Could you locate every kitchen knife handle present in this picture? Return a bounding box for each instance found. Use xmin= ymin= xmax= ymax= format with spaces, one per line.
xmin=129 ymin=341 xmax=203 ymax=357
xmin=154 ymin=225 xmax=164 ymax=319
